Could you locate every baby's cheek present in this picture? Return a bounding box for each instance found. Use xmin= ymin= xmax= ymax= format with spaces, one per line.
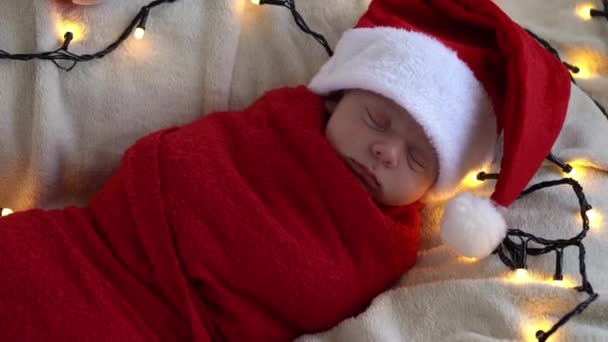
xmin=375 ymin=184 xmax=409 ymax=206
xmin=391 ymin=176 xmax=421 ymax=205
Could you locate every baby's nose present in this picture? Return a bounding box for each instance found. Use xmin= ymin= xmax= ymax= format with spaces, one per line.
xmin=372 ymin=143 xmax=400 ymax=168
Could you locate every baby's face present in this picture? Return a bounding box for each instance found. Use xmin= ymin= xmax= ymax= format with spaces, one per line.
xmin=325 ymin=89 xmax=438 ymax=206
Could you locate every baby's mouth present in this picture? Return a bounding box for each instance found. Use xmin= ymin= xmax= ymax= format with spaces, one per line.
xmin=347 ymin=158 xmax=380 ymax=192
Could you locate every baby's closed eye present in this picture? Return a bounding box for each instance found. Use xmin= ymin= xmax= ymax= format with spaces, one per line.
xmin=365 ymin=108 xmax=390 ymax=131
xmin=407 ymin=148 xmax=428 ymax=172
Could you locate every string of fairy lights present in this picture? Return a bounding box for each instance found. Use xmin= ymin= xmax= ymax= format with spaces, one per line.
xmin=1 ymin=0 xmax=607 ymax=340
xmin=0 ymin=0 xmax=177 ymax=71
xmin=495 ymin=178 xmax=598 ymax=341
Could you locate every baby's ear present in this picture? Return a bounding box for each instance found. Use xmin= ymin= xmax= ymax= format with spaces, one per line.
xmin=324 ymin=98 xmax=339 ymax=114
xmin=323 ymin=90 xmax=344 ymax=114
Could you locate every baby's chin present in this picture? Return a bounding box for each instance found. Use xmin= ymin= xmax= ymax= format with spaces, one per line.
xmin=372 ymin=193 xmax=415 ymax=207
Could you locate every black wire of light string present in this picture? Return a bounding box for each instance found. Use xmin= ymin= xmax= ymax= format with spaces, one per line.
xmin=258 ymin=0 xmax=333 ymax=57
xmin=486 ymin=177 xmax=599 ymax=342
xmin=590 ymin=0 xmax=608 ymax=21
xmin=0 ymin=0 xmax=178 ymax=71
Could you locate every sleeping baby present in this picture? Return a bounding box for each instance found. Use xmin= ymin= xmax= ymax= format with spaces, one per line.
xmin=0 ymin=0 xmax=570 ymax=340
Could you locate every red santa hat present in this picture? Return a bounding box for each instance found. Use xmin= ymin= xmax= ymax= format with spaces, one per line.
xmin=308 ymin=0 xmax=571 ymax=258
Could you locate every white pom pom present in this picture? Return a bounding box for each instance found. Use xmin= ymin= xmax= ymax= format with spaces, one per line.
xmin=440 ymin=192 xmax=507 ymax=259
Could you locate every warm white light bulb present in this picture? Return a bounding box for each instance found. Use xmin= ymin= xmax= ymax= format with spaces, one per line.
xmin=250 ymin=0 xmax=261 ymax=4
xmin=515 ymin=268 xmax=528 ymax=282
xmin=548 ymin=276 xmax=573 ymax=288
xmin=576 ymin=4 xmax=595 ymax=20
xmin=564 ymin=49 xmax=601 ymax=79
xmin=565 ymin=165 xmax=577 ymax=177
xmin=134 ymin=27 xmax=145 ymax=40
xmin=461 ymin=170 xmax=487 ymax=188
xmin=459 ymin=256 xmax=477 ymax=263
xmin=587 ymin=209 xmax=602 ymax=230
xmin=1 ymin=208 xmax=13 ymax=216
xmin=56 ymin=21 xmax=84 ymax=43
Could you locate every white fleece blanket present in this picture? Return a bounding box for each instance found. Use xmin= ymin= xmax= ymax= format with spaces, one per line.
xmin=1 ymin=0 xmax=607 ymax=340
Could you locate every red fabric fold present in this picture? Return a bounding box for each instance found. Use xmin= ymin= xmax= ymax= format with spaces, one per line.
xmin=0 ymin=86 xmax=421 ymax=341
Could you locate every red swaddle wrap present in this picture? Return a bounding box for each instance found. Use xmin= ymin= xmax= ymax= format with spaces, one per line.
xmin=0 ymin=86 xmax=422 ymax=341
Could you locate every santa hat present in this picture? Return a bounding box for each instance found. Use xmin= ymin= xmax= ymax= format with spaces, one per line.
xmin=308 ymin=0 xmax=571 ymax=258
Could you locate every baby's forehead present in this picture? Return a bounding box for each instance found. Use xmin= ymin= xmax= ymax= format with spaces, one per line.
xmin=351 ymin=89 xmax=407 ymax=111
xmin=346 ymin=89 xmax=386 ymax=100
xmin=351 ymin=90 xmax=437 ymax=151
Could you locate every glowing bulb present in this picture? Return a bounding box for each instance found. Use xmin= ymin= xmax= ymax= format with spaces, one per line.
xmin=564 ymin=48 xmax=605 ymax=80
xmin=564 ymin=165 xmax=580 ymax=178
xmin=1 ymin=208 xmax=13 ymax=216
xmin=56 ymin=21 xmax=84 ymax=43
xmin=506 ymin=268 xmax=529 ymax=284
xmin=522 ymin=319 xmax=555 ymax=342
xmin=458 ymin=256 xmax=477 ymax=263
xmin=548 ymin=276 xmax=574 ymax=288
xmin=515 ymin=268 xmax=528 ymax=282
xmin=250 ymin=0 xmax=261 ymax=4
xmin=134 ymin=27 xmax=145 ymax=40
xmin=587 ymin=209 xmax=603 ymax=230
xmin=576 ymin=3 xmax=595 ymax=20
xmin=566 ymin=160 xmax=593 ymax=179
xmin=462 ymin=170 xmax=485 ymax=188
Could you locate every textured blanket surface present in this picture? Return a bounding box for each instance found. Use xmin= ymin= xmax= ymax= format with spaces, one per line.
xmin=0 ymin=86 xmax=422 ymax=341
xmin=1 ymin=0 xmax=607 ymax=341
